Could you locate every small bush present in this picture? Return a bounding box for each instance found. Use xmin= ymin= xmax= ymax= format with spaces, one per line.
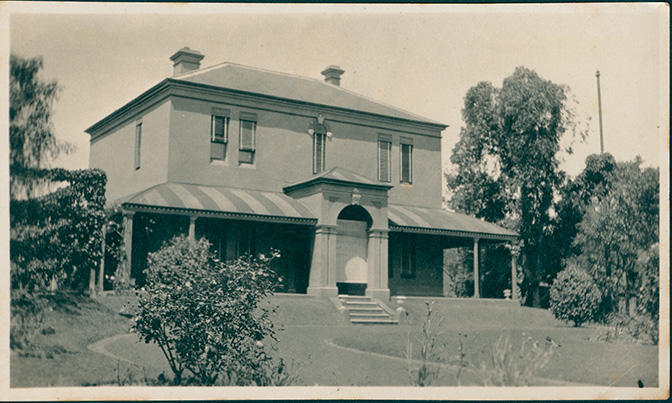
xmin=549 ymin=265 xmax=602 ymax=327
xmin=133 ymin=236 xmax=285 ymax=385
xmin=593 ymin=313 xmax=658 ymax=345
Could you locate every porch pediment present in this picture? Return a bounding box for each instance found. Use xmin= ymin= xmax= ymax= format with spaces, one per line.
xmin=283 ymin=166 xmax=393 ymax=194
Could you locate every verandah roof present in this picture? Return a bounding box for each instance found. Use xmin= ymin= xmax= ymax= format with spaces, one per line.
xmin=119 ymin=183 xmax=516 ymax=240
xmin=121 ymin=182 xmax=317 ymax=225
xmin=388 ymin=204 xmax=518 ymax=241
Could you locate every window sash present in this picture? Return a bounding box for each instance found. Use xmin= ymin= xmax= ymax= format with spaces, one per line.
xmin=400 ymin=143 xmax=413 ymax=183
xmin=211 ymin=116 xmax=228 ymax=143
xmin=239 ymin=120 xmax=256 ymax=151
xmin=378 ymin=140 xmax=391 ymax=182
xmin=134 ymin=123 xmax=142 ymax=170
xmin=313 ymin=133 xmax=326 ymax=174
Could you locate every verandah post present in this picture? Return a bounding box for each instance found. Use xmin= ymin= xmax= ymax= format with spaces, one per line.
xmin=188 ymin=216 xmax=198 ymax=242
xmin=122 ymin=211 xmax=135 ymax=283
xmin=511 ymin=246 xmax=518 ymax=301
xmin=473 ymin=237 xmax=480 ymax=298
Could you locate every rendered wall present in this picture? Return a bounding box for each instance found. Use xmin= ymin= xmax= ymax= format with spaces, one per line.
xmin=167 ymin=96 xmax=443 ymax=208
xmin=89 ymin=101 xmax=171 ymax=202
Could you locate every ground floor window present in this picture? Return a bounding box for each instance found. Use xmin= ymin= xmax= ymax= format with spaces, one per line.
xmin=400 ymin=236 xmax=416 ymax=279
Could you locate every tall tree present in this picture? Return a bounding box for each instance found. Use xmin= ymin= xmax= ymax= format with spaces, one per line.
xmin=447 ymin=67 xmax=583 ymax=306
xmin=10 ymin=54 xmax=70 ymax=198
xmin=569 ymin=157 xmax=659 ymax=316
xmin=547 ymin=153 xmax=617 ymax=281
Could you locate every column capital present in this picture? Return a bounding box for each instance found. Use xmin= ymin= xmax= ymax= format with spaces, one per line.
xmin=368 ymin=229 xmax=389 ymax=239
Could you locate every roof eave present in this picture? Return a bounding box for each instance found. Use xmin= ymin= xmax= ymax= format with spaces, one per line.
xmin=86 ymin=78 xmax=174 ymax=136
xmin=169 ymin=78 xmax=448 ymax=130
xmin=86 ymin=77 xmax=447 ymax=140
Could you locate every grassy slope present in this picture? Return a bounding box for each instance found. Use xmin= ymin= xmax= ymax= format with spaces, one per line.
xmin=10 ymin=294 xmax=660 ymax=388
xmin=333 ymin=298 xmax=659 ymax=387
xmin=10 ymin=294 xmax=138 ymax=387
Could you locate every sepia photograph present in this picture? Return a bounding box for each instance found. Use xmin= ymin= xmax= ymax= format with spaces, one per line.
xmin=1 ymin=2 xmax=669 ymax=400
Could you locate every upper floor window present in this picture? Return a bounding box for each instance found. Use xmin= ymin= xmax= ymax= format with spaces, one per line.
xmin=239 ymin=112 xmax=257 ymax=164
xmin=210 ymin=108 xmax=230 ymax=161
xmin=134 ymin=122 xmax=142 ymax=170
xmin=313 ymin=132 xmax=326 ymax=174
xmin=378 ymin=135 xmax=392 ymax=182
xmin=400 ymin=138 xmax=413 ymax=184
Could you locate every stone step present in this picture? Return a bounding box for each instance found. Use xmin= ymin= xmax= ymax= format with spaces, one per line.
xmin=350 ymin=317 xmax=399 ymax=325
xmin=349 ymin=312 xmax=390 ymax=318
xmin=340 ymin=300 xmax=378 ymax=306
xmin=338 ymin=295 xmax=371 ymax=300
xmin=347 ymin=307 xmax=385 ymax=312
xmin=332 ymin=295 xmax=399 ymax=325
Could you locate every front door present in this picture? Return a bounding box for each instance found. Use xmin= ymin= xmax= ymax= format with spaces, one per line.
xmin=336 ymin=219 xmax=368 ymax=295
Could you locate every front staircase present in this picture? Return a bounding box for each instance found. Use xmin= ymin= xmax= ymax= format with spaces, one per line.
xmin=334 ymin=295 xmax=399 ymax=325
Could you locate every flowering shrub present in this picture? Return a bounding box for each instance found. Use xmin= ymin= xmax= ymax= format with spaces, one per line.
xmin=549 ymin=265 xmax=602 ymax=327
xmin=133 ymin=236 xmax=283 ymax=385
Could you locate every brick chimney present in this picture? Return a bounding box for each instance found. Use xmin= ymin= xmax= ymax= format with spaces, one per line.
xmin=170 ymin=47 xmax=204 ymax=76
xmin=321 ymin=65 xmax=345 ymax=86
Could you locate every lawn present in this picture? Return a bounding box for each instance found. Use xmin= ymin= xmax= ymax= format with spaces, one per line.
xmin=9 ymin=293 xmax=660 ymax=389
xmin=10 ymin=293 xmax=140 ymax=387
xmin=332 ymin=298 xmax=658 ymax=387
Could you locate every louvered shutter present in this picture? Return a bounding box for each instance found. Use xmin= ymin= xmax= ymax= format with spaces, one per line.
xmin=378 ymin=140 xmax=391 ymax=182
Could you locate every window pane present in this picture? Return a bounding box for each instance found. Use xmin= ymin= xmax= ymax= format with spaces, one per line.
xmin=401 ymin=143 xmax=412 ymax=183
xmin=210 ymin=142 xmax=226 ymax=160
xmin=212 ymin=116 xmax=227 ymax=142
xmin=240 ymin=120 xmax=256 ymax=151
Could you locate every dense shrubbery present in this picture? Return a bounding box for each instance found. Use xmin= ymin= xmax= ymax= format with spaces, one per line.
xmin=133 ymin=236 xmax=289 ymax=385
xmin=549 ymin=265 xmax=602 ymax=327
xmin=10 ymin=168 xmax=107 ymax=292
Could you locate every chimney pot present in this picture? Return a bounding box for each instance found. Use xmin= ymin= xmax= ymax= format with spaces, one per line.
xmin=321 ymin=65 xmax=345 ymax=86
xmin=170 ymin=47 xmax=204 ymax=76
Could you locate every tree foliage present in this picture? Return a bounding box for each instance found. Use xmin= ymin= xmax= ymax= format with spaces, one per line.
xmin=446 ymin=67 xmax=583 ymax=305
xmin=568 ymin=157 xmax=659 ymax=315
xmin=133 ymin=236 xmax=282 ymax=385
xmin=10 ymin=54 xmax=71 ymax=198
xmin=548 ymin=153 xmax=618 ymax=280
xmin=10 ymin=168 xmax=107 ymax=291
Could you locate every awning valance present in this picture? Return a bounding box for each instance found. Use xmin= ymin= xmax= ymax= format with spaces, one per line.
xmin=121 ymin=182 xmax=317 ymax=225
xmin=388 ymin=204 xmax=518 ymax=241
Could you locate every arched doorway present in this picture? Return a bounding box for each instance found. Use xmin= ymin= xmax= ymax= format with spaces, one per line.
xmin=336 ymin=205 xmax=372 ymax=295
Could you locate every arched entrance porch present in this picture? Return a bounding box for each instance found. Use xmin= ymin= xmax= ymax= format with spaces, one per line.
xmin=335 ymin=205 xmax=372 ymax=295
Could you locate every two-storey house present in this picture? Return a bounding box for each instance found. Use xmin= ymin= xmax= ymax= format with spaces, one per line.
xmin=87 ymin=47 xmax=518 ymax=301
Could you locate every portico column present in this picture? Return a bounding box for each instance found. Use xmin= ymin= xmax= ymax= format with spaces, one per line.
xmin=473 ymin=237 xmax=480 ymax=299
xmin=307 ymin=225 xmax=339 ymax=297
xmin=188 ymin=216 xmax=198 ymax=242
xmin=366 ymin=230 xmax=390 ymax=301
xmin=511 ymin=249 xmax=519 ymax=301
xmin=122 ymin=211 xmax=135 ymax=283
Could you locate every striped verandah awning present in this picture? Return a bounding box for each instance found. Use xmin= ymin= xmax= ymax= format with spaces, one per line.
xmin=388 ymin=204 xmax=518 ymax=241
xmin=121 ymin=182 xmax=317 ymax=225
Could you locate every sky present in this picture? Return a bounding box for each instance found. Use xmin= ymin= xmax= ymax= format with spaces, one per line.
xmin=3 ymin=3 xmax=669 ymax=189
